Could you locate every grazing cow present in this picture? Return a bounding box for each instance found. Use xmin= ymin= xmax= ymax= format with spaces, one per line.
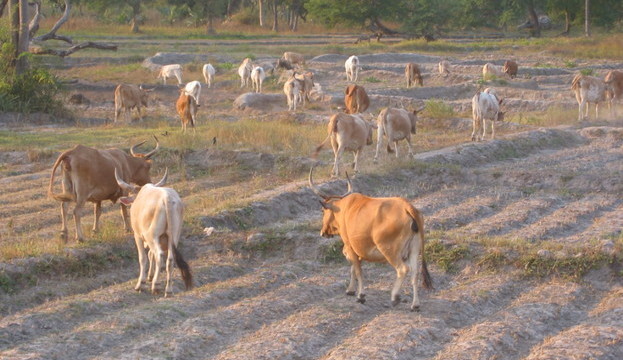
xmin=571 ymin=74 xmax=608 ymax=121
xmin=114 ymin=84 xmax=152 ymax=123
xmin=374 ymin=106 xmax=424 ymax=162
xmin=604 ymin=70 xmax=623 ymax=117
xmin=48 ymin=138 xmax=160 ymax=242
xmin=284 ymin=75 xmax=302 ymax=111
xmin=294 ymin=71 xmax=315 ymax=105
xmin=308 ymin=167 xmax=433 ymax=311
xmin=157 ymin=64 xmax=183 ymax=85
xmin=282 ymin=51 xmax=305 ymax=66
xmin=471 ymin=88 xmax=504 ymax=141
xmin=345 ymin=55 xmax=360 ymax=82
xmin=176 ymin=89 xmax=197 ymax=134
xmin=344 ymin=84 xmax=370 ymax=114
xmin=503 ymin=60 xmax=518 ymax=79
xmin=114 ymin=169 xmax=193 ymax=296
xmin=314 ymin=112 xmax=377 ymax=177
xmin=251 ymin=66 xmax=266 ymax=93
xmin=405 ymin=63 xmax=424 ymax=87
xmin=482 ymin=63 xmax=506 ymax=79
xmin=276 ymin=58 xmax=294 ymax=71
xmin=438 ymin=60 xmax=451 ymax=76
xmin=183 ymin=81 xmax=201 ymax=126
xmin=202 ymin=63 xmax=216 ymax=88
xmin=238 ymin=58 xmax=253 ymax=88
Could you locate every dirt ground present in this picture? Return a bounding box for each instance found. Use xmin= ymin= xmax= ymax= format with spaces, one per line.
xmin=1 ymin=40 xmax=622 ymax=359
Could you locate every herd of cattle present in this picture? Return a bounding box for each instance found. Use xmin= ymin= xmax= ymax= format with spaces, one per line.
xmin=50 ymin=51 xmax=623 ymax=307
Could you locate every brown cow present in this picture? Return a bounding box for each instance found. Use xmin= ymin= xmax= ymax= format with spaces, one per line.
xmin=114 ymin=84 xmax=152 ymax=123
xmin=48 ymin=138 xmax=160 ymax=242
xmin=282 ymin=51 xmax=305 ymax=66
xmin=309 ymin=167 xmax=433 ymax=311
xmin=374 ymin=106 xmax=424 ymax=162
xmin=503 ymin=60 xmax=518 ymax=78
xmin=605 ymin=70 xmax=623 ymax=117
xmin=314 ymin=113 xmax=377 ymax=177
xmin=405 ymin=63 xmax=423 ymax=87
xmin=176 ymin=89 xmax=197 ymax=134
xmin=344 ymin=84 xmax=370 ymax=114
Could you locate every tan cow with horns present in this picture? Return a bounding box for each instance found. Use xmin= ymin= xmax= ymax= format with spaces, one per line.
xmin=48 ymin=137 xmax=160 ymax=242
xmin=115 ymin=168 xmax=193 ymax=296
xmin=309 ymin=166 xmax=433 ymax=311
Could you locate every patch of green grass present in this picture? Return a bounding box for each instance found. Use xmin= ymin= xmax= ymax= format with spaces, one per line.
xmin=519 ymin=250 xmax=611 ymax=280
xmin=364 ymin=76 xmax=381 ymax=83
xmin=319 ymin=240 xmax=345 ymax=263
xmin=424 ymin=98 xmax=455 ymax=119
xmin=579 ymin=68 xmax=595 ymax=76
xmin=425 ymin=239 xmax=469 ymax=273
xmin=564 ymin=60 xmax=577 ymax=68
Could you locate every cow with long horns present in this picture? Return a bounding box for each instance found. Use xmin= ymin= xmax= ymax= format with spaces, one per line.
xmin=115 ymin=168 xmax=193 ymax=296
xmin=48 ymin=137 xmax=160 ymax=242
xmin=308 ymin=166 xmax=433 ymax=311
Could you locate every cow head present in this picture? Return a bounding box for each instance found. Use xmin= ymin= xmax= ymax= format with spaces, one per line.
xmin=309 ymin=166 xmax=353 ymax=237
xmin=410 ymin=106 xmax=425 ymax=134
xmin=115 ymin=168 xmax=168 ymax=206
xmin=128 ymin=136 xmax=160 ymax=185
xmin=360 ymin=116 xmax=378 ymax=145
xmin=276 ymin=58 xmax=293 ymax=70
xmin=138 ymin=85 xmax=153 ymax=108
xmin=496 ymin=98 xmax=504 ymax=121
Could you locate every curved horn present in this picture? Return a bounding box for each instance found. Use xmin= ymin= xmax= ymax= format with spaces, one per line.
xmin=130 ymin=140 xmax=147 ymax=157
xmin=115 ymin=168 xmax=137 ymax=193
xmin=308 ymin=165 xmax=330 ymax=199
xmin=153 ymin=168 xmax=168 ymax=187
xmin=143 ymin=135 xmax=160 ymax=159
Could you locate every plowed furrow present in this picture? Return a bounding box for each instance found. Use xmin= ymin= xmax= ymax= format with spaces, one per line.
xmin=433 ymin=281 xmax=596 ymax=360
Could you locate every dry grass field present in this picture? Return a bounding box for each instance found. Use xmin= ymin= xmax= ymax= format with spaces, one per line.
xmin=0 ymin=32 xmax=622 ymax=359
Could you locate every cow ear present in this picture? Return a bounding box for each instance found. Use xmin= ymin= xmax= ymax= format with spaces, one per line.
xmin=119 ymin=196 xmax=135 ymax=206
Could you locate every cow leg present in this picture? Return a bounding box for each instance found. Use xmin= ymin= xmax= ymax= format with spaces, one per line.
xmin=72 ymin=200 xmax=86 ymax=242
xmin=481 ymin=118 xmax=487 ymax=141
xmin=120 ymin=203 xmax=131 ymax=232
xmin=332 ymin=146 xmax=343 ymax=178
xmin=92 ymin=201 xmax=102 ymax=233
xmin=405 ymin=137 xmax=414 ymax=158
xmin=491 ymin=120 xmax=496 ymax=140
xmin=394 ymin=141 xmax=400 ymax=158
xmin=59 ymin=201 xmax=70 ymax=242
xmin=147 ymin=247 xmax=155 ymax=282
xmin=150 ymin=242 xmax=163 ymax=295
xmin=374 ymin=125 xmax=384 ymax=162
xmin=352 ymin=150 xmax=361 ymax=174
xmin=471 ymin=117 xmax=478 ymax=141
xmin=595 ymin=103 xmax=599 ymax=120
xmin=343 ymin=246 xmax=365 ymax=303
xmin=134 ymin=235 xmax=148 ymax=291
xmin=164 ymin=240 xmax=175 ymax=296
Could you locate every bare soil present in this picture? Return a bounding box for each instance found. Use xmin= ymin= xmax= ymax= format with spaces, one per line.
xmin=1 ymin=39 xmax=622 ymax=359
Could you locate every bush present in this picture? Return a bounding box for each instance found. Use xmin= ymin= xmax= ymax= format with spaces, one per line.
xmin=0 ymin=68 xmax=67 ymax=116
xmin=424 ymin=98 xmax=455 ymax=119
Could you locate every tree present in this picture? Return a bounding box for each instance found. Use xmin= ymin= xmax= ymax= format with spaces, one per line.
xmin=86 ymin=0 xmax=154 ymax=33
xmin=546 ymin=0 xmax=581 ymax=35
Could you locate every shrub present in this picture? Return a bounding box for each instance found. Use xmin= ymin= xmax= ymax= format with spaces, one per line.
xmin=0 ymin=68 xmax=67 ymax=116
xmin=424 ymin=99 xmax=455 ymax=119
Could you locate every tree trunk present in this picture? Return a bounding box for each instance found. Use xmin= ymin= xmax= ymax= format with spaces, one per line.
xmin=272 ymin=0 xmax=278 ymax=32
xmin=130 ymin=2 xmax=140 ymax=33
xmin=291 ymin=13 xmax=298 ymax=31
xmin=16 ymin=0 xmax=29 ymax=74
xmin=527 ymin=1 xmax=540 ymax=37
xmin=206 ymin=15 xmax=216 ymax=35
xmin=10 ymin=0 xmax=19 ymax=66
xmin=584 ymin=0 xmax=591 ymax=37
xmin=564 ymin=9 xmax=571 ymax=34
xmin=259 ymin=0 xmax=264 ymax=27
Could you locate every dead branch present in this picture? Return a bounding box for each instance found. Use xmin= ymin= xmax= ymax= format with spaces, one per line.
xmin=28 ymin=0 xmax=40 ymax=39
xmin=32 ymin=0 xmax=72 ymax=44
xmin=30 ymin=41 xmax=117 ymax=57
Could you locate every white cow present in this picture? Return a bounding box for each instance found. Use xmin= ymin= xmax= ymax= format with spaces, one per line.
xmin=251 ymin=66 xmax=266 ymax=93
xmin=238 ymin=58 xmax=253 ymax=89
xmin=345 ymin=55 xmax=360 ymax=82
xmin=438 ymin=60 xmax=450 ymax=76
xmin=284 ymin=75 xmax=302 ymax=111
xmin=183 ymin=80 xmax=201 ymax=125
xmin=158 ymin=64 xmax=183 ymax=85
xmin=471 ymin=88 xmax=504 ymax=141
xmin=114 ymin=169 xmax=193 ymax=296
xmin=482 ymin=63 xmax=506 ymax=79
xmin=572 ymin=73 xmax=608 ymax=121
xmin=374 ymin=107 xmax=424 ymax=162
xmin=202 ymin=64 xmax=216 ymax=88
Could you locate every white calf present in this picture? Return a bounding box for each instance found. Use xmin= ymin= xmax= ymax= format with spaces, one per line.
xmin=158 ymin=64 xmax=183 ymax=85
xmin=238 ymin=58 xmax=253 ymax=89
xmin=374 ymin=107 xmax=423 ymax=162
xmin=202 ymin=64 xmax=216 ymax=88
xmin=471 ymin=88 xmax=504 ymax=141
xmin=251 ymin=66 xmax=266 ymax=93
xmin=572 ymin=74 xmax=608 ymax=121
xmin=284 ymin=76 xmax=302 ymax=111
xmin=345 ymin=55 xmax=360 ymax=82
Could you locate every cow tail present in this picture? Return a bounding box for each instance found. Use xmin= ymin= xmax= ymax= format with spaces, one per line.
xmin=571 ymin=74 xmax=582 ymax=91
xmin=314 ymin=115 xmax=338 ymax=157
xmin=379 ymin=110 xmax=395 ymax=153
xmin=166 ymin=200 xmax=193 ymax=290
xmin=406 ymin=206 xmax=433 ymax=290
xmin=48 ymin=151 xmax=75 ymax=202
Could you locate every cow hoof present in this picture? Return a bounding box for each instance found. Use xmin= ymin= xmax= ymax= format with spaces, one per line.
xmin=164 ymin=292 xmax=172 ymax=298
xmin=356 ymin=294 xmax=366 ymax=304
xmin=392 ymin=295 xmax=401 ymax=307
xmin=346 ymin=290 xmax=356 ymax=296
xmin=411 ymin=305 xmax=420 ymax=312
